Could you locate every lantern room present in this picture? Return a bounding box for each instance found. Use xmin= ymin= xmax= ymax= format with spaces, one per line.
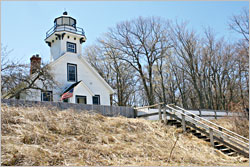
xmin=45 ymin=11 xmax=86 ymax=62
xmin=45 ymin=11 xmax=86 ymax=42
xmin=54 ymin=11 xmax=77 ymax=28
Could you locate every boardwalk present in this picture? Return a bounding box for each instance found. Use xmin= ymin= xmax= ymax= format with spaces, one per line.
xmin=137 ymin=108 xmax=242 ymax=120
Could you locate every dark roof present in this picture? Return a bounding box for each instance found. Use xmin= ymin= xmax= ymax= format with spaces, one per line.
xmin=62 ymin=80 xmax=81 ymax=94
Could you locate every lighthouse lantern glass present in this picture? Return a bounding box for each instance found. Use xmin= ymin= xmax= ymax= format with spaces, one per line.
xmin=70 ymin=19 xmax=76 ymax=27
xmin=55 ymin=17 xmax=76 ymax=28
xmin=56 ymin=18 xmax=62 ymax=26
xmin=63 ymin=17 xmax=70 ymax=25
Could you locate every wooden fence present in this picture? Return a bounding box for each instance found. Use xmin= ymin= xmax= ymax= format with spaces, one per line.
xmin=1 ymin=99 xmax=135 ymax=118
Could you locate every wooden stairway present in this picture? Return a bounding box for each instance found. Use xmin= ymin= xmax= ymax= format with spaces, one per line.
xmin=167 ymin=119 xmax=237 ymax=156
xmin=165 ymin=104 xmax=249 ymax=158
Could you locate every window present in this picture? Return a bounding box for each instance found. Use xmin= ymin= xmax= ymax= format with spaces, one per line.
xmin=76 ymin=95 xmax=87 ymax=104
xmin=41 ymin=91 xmax=53 ymax=101
xmin=69 ymin=18 xmax=76 ymax=27
xmin=67 ymin=42 xmax=76 ymax=53
xmin=63 ymin=99 xmax=68 ymax=103
xmin=56 ymin=17 xmax=62 ymax=26
xmin=67 ymin=63 xmax=77 ymax=82
xmin=62 ymin=17 xmax=70 ymax=25
xmin=93 ymin=95 xmax=100 ymax=105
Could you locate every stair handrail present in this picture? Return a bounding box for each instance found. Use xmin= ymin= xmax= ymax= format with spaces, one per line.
xmin=169 ymin=104 xmax=249 ymax=143
xmin=166 ymin=105 xmax=249 ymax=150
xmin=135 ymin=102 xmax=164 ymax=110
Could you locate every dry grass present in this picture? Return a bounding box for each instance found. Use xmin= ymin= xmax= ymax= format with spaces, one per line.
xmin=210 ymin=102 xmax=249 ymax=139
xmin=211 ymin=117 xmax=249 ymax=139
xmin=225 ymin=102 xmax=249 ymax=139
xmin=1 ymin=105 xmax=248 ymax=166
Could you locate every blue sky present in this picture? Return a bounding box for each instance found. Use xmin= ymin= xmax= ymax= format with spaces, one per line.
xmin=1 ymin=1 xmax=249 ymax=63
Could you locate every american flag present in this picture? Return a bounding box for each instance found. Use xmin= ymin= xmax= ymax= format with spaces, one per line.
xmin=60 ymin=88 xmax=74 ymax=100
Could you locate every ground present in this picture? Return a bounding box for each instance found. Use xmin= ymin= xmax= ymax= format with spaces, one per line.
xmin=1 ymin=105 xmax=249 ymax=166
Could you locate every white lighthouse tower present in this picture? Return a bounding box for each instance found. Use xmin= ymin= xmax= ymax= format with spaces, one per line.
xmin=45 ymin=11 xmax=86 ymax=62
xmin=22 ymin=12 xmax=114 ymax=105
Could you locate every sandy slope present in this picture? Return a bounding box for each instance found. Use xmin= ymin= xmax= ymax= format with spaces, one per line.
xmin=1 ymin=105 xmax=248 ymax=166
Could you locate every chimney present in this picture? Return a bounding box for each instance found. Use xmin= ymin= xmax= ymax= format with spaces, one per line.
xmin=30 ymin=54 xmax=41 ymax=75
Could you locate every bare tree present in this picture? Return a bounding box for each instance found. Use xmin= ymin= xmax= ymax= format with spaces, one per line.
xmin=85 ymin=43 xmax=138 ymax=106
xmin=169 ymin=21 xmax=205 ymax=109
xmin=1 ymin=45 xmax=25 ymax=95
xmin=2 ymin=63 xmax=57 ymax=99
xmin=84 ymin=14 xmax=248 ymax=109
xmin=169 ymin=57 xmax=189 ymax=108
xmin=229 ymin=7 xmax=249 ymax=42
xmin=100 ymin=16 xmax=172 ymax=105
xmin=229 ymin=7 xmax=249 ymax=109
xmin=1 ymin=46 xmax=57 ymax=99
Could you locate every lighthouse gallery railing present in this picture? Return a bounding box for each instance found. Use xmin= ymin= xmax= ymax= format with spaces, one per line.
xmin=46 ymin=25 xmax=85 ymax=38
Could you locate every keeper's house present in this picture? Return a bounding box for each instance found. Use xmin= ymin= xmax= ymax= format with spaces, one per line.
xmin=20 ymin=12 xmax=114 ymax=105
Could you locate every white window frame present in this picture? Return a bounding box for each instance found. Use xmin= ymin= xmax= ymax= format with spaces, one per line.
xmin=67 ymin=42 xmax=76 ymax=53
xmin=41 ymin=91 xmax=53 ymax=101
xmin=67 ymin=63 xmax=77 ymax=82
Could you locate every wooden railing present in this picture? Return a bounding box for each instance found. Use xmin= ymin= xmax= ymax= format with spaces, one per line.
xmin=166 ymin=105 xmax=249 ymax=151
xmin=136 ymin=103 xmax=249 ymax=157
xmin=170 ymin=105 xmax=249 ymax=143
xmin=134 ymin=102 xmax=164 ymax=110
xmin=188 ymin=109 xmax=244 ymax=119
xmin=137 ymin=108 xmax=244 ymax=120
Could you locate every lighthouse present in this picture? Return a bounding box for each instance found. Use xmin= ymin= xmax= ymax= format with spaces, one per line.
xmin=21 ymin=11 xmax=114 ymax=105
xmin=45 ymin=11 xmax=86 ymax=62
